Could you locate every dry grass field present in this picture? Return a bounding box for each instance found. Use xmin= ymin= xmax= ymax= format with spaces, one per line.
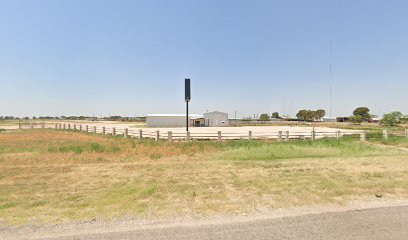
xmin=1 ymin=129 xmax=408 ymax=225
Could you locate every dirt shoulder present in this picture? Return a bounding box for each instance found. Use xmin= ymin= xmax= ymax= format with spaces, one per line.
xmin=1 ymin=200 xmax=407 ymax=240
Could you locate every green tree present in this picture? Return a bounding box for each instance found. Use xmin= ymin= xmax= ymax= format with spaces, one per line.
xmin=353 ymin=107 xmax=371 ymax=121
xmin=380 ymin=112 xmax=404 ymax=126
xmin=297 ymin=109 xmax=326 ymax=122
xmin=296 ymin=110 xmax=308 ymax=121
xmin=316 ymin=109 xmax=326 ymax=119
xmin=259 ymin=114 xmax=271 ymax=121
xmin=305 ymin=110 xmax=313 ymax=121
xmin=271 ymin=112 xmax=280 ymax=119
xmin=349 ymin=115 xmax=363 ymax=124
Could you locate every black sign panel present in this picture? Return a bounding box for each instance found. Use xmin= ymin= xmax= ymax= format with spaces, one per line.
xmin=185 ymin=78 xmax=191 ymax=102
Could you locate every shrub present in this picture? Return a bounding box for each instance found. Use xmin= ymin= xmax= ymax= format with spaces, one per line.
xmin=271 ymin=112 xmax=281 ymax=119
xmin=353 ymin=107 xmax=371 ymax=121
xmin=349 ymin=115 xmax=363 ymax=124
xmin=380 ymin=112 xmax=404 ymax=126
xmin=259 ymin=114 xmax=270 ymax=121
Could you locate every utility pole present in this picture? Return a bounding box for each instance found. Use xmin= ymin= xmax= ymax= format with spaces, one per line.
xmin=290 ymin=100 xmax=293 ymax=118
xmin=282 ymin=100 xmax=285 ymax=117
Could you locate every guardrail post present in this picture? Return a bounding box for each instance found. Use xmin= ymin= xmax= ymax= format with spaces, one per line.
xmin=93 ymin=126 xmax=96 ymax=133
xmin=124 ymin=128 xmax=128 ymax=138
xmin=102 ymin=127 xmax=105 ymax=135
xmin=186 ymin=131 xmax=190 ymax=141
xmin=67 ymin=124 xmax=71 ymax=130
xmin=336 ymin=130 xmax=341 ymax=140
xmin=30 ymin=123 xmax=34 ymax=129
xmin=79 ymin=125 xmax=82 ymax=131
xmin=406 ymin=129 xmax=408 ymax=139
xmin=55 ymin=123 xmax=58 ymax=129
xmin=248 ymin=131 xmax=252 ymax=140
xmin=64 ymin=123 xmax=66 ymax=129
xmin=41 ymin=123 xmax=45 ymax=129
xmin=278 ymin=131 xmax=282 ymax=142
xmin=383 ymin=129 xmax=388 ymax=140
xmin=311 ymin=130 xmax=316 ymax=141
xmin=168 ymin=131 xmax=172 ymax=142
xmin=285 ymin=131 xmax=289 ymax=141
xmin=139 ymin=129 xmax=143 ymax=139
xmin=218 ymin=131 xmax=222 ymax=141
xmin=86 ymin=125 xmax=89 ymax=132
xmin=59 ymin=124 xmax=61 ymax=129
xmin=360 ymin=131 xmax=366 ymax=141
xmin=155 ymin=130 xmax=160 ymax=141
xmin=18 ymin=123 xmax=21 ymax=129
xmin=112 ymin=127 xmax=116 ymax=136
xmin=73 ymin=124 xmax=76 ymax=130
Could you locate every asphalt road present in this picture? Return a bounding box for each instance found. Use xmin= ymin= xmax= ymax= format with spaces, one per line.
xmin=45 ymin=206 xmax=408 ymax=240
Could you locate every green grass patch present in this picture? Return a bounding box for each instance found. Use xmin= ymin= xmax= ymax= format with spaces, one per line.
xmin=46 ymin=143 xmax=115 ymax=154
xmin=374 ymin=136 xmax=408 ymax=147
xmin=1 ymin=129 xmax=408 ymax=225
xmin=216 ymin=138 xmax=390 ymax=161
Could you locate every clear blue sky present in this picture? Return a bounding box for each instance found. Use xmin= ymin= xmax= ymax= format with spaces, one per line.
xmin=1 ymin=0 xmax=407 ymax=118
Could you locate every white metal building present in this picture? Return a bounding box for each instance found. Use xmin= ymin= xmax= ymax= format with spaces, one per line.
xmin=146 ymin=114 xmax=204 ymax=127
xmin=204 ymin=111 xmax=229 ymax=127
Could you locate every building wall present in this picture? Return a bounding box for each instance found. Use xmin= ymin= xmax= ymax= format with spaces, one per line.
xmin=147 ymin=116 xmax=187 ymax=127
xmin=204 ymin=111 xmax=229 ymax=126
xmin=146 ymin=115 xmax=203 ymax=127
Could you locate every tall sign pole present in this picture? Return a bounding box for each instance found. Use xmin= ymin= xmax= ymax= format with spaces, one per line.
xmin=329 ymin=40 xmax=333 ymax=117
xmin=185 ymin=78 xmax=191 ymax=132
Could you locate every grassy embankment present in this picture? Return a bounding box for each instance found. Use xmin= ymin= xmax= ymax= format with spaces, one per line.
xmin=0 ymin=129 xmax=407 ymax=225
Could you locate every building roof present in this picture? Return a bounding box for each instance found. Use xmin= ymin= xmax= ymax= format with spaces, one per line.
xmin=147 ymin=114 xmax=203 ymax=117
xmin=205 ymin=111 xmax=228 ymax=114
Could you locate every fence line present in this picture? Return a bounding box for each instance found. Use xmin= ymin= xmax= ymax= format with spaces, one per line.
xmin=19 ymin=122 xmax=408 ymax=142
xmin=15 ymin=122 xmax=385 ymax=142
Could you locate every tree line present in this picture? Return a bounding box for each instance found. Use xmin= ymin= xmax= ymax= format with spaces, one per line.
xmin=256 ymin=109 xmax=326 ymax=122
xmin=256 ymin=106 xmax=407 ymax=126
xmin=349 ymin=107 xmax=408 ymax=126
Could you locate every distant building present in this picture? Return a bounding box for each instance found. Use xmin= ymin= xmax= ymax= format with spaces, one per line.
xmin=146 ymin=111 xmax=229 ymax=127
xmin=204 ymin=111 xmax=229 ymax=127
xmin=321 ymin=117 xmax=337 ymax=122
xmin=369 ymin=117 xmax=380 ymax=123
xmin=146 ymin=114 xmax=205 ymax=128
xmin=336 ymin=117 xmax=349 ymax=122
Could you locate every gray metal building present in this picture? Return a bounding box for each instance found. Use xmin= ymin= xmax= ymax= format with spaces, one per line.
xmin=203 ymin=111 xmax=229 ymax=127
xmin=146 ymin=114 xmax=203 ymax=127
xmin=146 ymin=111 xmax=229 ymax=128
